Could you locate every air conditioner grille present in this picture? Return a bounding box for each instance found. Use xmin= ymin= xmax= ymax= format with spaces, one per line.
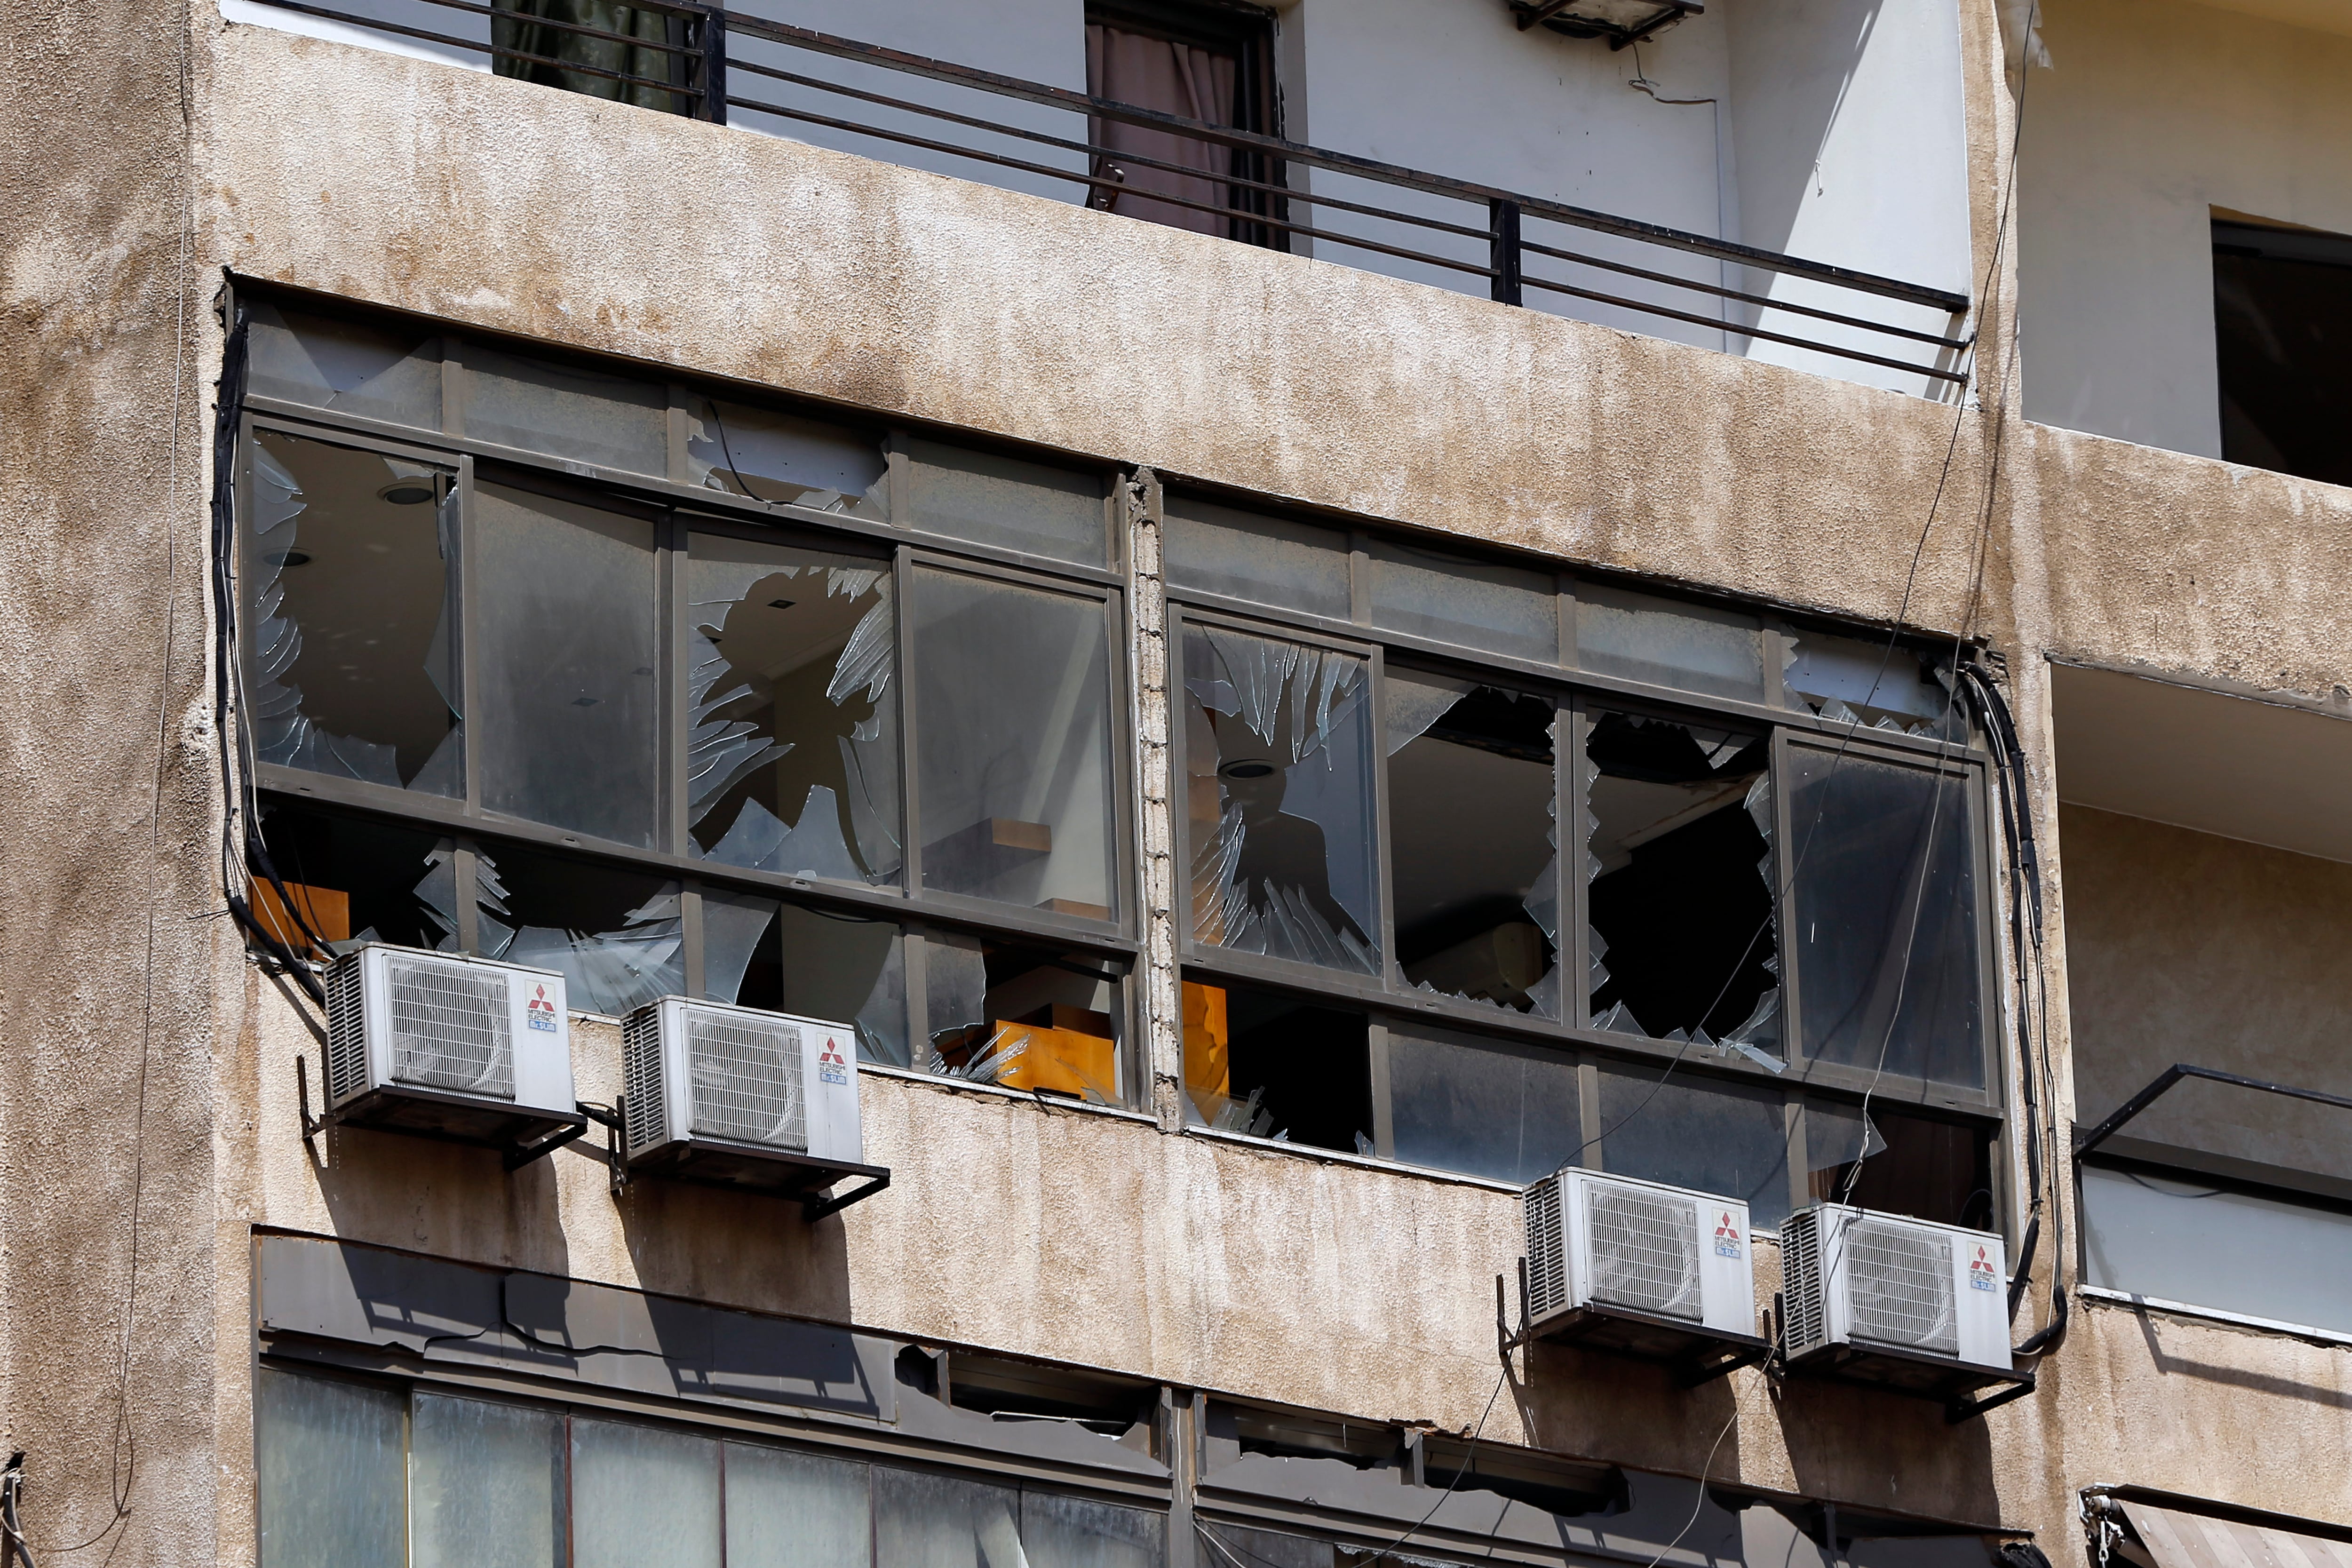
xmin=1845 ymin=1219 xmax=1957 ymax=1355
xmin=324 ymin=952 xmax=369 ymax=1103
xmin=1524 ymin=1175 xmax=1567 ymax=1318
xmin=687 ymin=1012 xmax=806 ymax=1150
xmin=1585 ymin=1183 xmax=1701 ymax=1320
xmin=385 ymin=955 xmax=514 ymax=1098
xmin=1781 ymin=1209 xmax=1827 ymax=1358
xmin=622 ymin=1007 xmax=666 ymax=1155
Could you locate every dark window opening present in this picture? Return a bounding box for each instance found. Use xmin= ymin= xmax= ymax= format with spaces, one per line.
xmin=1585 ymin=710 xmax=1779 ymax=1051
xmin=2213 ymin=217 xmax=2352 ymax=487
xmin=1808 ymin=1099 xmax=1994 ymax=1230
xmin=924 ymin=934 xmax=1128 ymax=1104
xmin=1181 ymin=978 xmax=1371 ymax=1153
xmin=1084 ymin=0 xmax=1286 ymax=247
xmin=253 ymin=799 xmax=452 ymax=954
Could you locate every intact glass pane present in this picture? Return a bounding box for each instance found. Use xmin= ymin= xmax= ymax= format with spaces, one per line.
xmin=688 ymin=398 xmax=887 ymax=517
xmin=1184 ymin=625 xmax=1377 ymax=974
xmin=1388 ymin=1027 xmax=1581 ymax=1184
xmin=911 ymin=568 xmax=1117 ymax=919
xmin=473 ymin=483 xmax=660 ymax=847
xmin=254 ymin=1368 xmax=405 ymax=1568
xmin=463 ymin=343 xmax=668 ymax=474
xmin=1367 ymin=539 xmax=1557 ymax=663
xmin=572 ymin=1420 xmax=722 ymax=1568
xmin=246 ymin=300 xmax=444 ymax=429
xmin=476 ymin=842 xmax=681 ymax=1016
xmin=246 ymin=430 xmax=461 ymax=795
xmin=724 ymin=1443 xmax=872 ymax=1568
xmin=1387 ymin=672 xmax=1558 ymax=1016
xmin=1161 ymin=496 xmax=1351 ymax=620
xmin=1020 ymin=1492 xmax=1164 ymax=1568
xmin=410 ymin=1393 xmax=563 ymax=1568
xmin=905 ymin=439 xmax=1107 ymax=565
xmin=687 ymin=533 xmax=900 ymax=885
xmin=2082 ymin=1162 xmax=2352 ymax=1335
xmin=872 ymin=1466 xmax=1023 ymax=1568
xmin=703 ymin=892 xmax=910 ymax=1067
xmin=1598 ymin=1066 xmax=1790 ymax=1228
xmin=1788 ymin=748 xmax=1983 ymax=1088
xmin=1576 ymin=582 xmax=1764 ymax=703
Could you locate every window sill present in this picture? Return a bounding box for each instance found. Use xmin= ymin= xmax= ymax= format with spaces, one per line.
xmin=2079 ymin=1284 xmax=2352 ymax=1350
xmin=1179 ymin=1124 xmax=1526 ymax=1194
xmin=857 ymin=1062 xmax=1162 ymax=1126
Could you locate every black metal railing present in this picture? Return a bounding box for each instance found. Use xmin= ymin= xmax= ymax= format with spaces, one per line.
xmin=246 ymin=0 xmax=1973 ymax=386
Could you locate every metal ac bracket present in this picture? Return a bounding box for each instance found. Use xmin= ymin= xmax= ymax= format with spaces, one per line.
xmin=580 ymin=1099 xmax=629 ymax=1198
xmin=296 ymin=1054 xmax=335 ymax=1143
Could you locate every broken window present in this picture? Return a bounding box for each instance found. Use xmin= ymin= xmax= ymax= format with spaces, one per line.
xmin=1181 ymin=978 xmax=1372 ymax=1153
xmin=1782 ymin=629 xmax=1961 ymax=738
xmin=252 ymin=799 xmax=453 ymax=951
xmin=1598 ymin=1065 xmax=1791 ymax=1228
xmin=463 ymin=342 xmax=670 ymax=476
xmin=1786 ymin=744 xmax=1983 ymax=1088
xmin=903 ymin=439 xmax=1110 ymax=567
xmin=245 ymin=301 xmax=442 ymax=430
xmin=1184 ymin=625 xmax=1377 ymax=973
xmin=686 ymin=398 xmax=888 ymax=517
xmin=923 ymin=932 xmax=1129 ymax=1104
xmin=1367 ymin=539 xmax=1558 ymax=664
xmin=1807 ymin=1099 xmax=1993 ymax=1229
xmin=1585 ymin=709 xmax=1779 ymax=1062
xmin=1577 ymin=581 xmax=1765 ymax=704
xmin=476 ymin=842 xmax=683 ymax=1016
xmin=1386 ymin=1026 xmax=1581 ymax=1184
xmin=2212 ymin=217 xmax=2352 ymax=487
xmin=246 ymin=430 xmax=461 ymax=795
xmin=911 ymin=568 xmax=1119 ymax=920
xmin=471 ymin=480 xmax=661 ymax=848
xmin=1160 ymin=494 xmax=1352 ymax=621
xmin=686 ymin=531 xmax=900 ymax=886
xmin=1387 ymin=671 xmax=1560 ymax=1015
xmin=697 ymin=892 xmax=909 ymax=1067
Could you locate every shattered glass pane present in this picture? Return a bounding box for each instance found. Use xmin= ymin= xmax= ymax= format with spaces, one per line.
xmin=475 ymin=843 xmax=683 ymax=1017
xmin=687 ymin=533 xmax=900 ymax=886
xmin=245 ymin=300 xmax=443 ymax=430
xmin=922 ymin=932 xmax=1128 ymax=1105
xmin=1160 ymin=496 xmax=1351 ymax=621
xmin=904 ymin=439 xmax=1107 ymax=566
xmin=1184 ymin=626 xmax=1378 ymax=974
xmin=1782 ymin=629 xmax=1964 ymax=738
xmin=1586 ymin=710 xmax=1779 ymax=1056
xmin=1185 ymin=979 xmax=1369 ymax=1152
xmin=1598 ymin=1066 xmax=1791 ymax=1228
xmin=473 ymin=483 xmax=660 ymax=848
xmin=1387 ymin=1027 xmax=1581 ymax=1184
xmin=1576 ymin=582 xmax=1765 ymax=703
xmin=686 ymin=399 xmax=888 ymax=518
xmin=1788 ymin=747 xmax=1983 ymax=1088
xmin=911 ymin=569 xmax=1117 ymax=920
xmin=1367 ymin=539 xmax=1557 ymax=664
xmin=1387 ymin=672 xmax=1559 ymax=1016
xmin=251 ymin=799 xmax=454 ymax=953
xmin=246 ymin=430 xmax=461 ymax=795
xmin=1808 ymin=1099 xmax=1993 ymax=1228
xmin=704 ymin=891 xmax=909 ymax=1067
xmin=463 ymin=343 xmax=668 ymax=475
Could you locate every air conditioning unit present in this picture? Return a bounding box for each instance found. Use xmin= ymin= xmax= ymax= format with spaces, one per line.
xmin=320 ymin=944 xmax=583 ymax=1163
xmin=620 ymin=997 xmax=884 ymax=1204
xmin=1519 ymin=1169 xmax=1764 ymax=1377
xmin=1780 ymin=1204 xmax=2019 ymax=1405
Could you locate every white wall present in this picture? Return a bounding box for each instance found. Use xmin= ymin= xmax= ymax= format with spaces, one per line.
xmin=2018 ymin=0 xmax=2352 ymax=456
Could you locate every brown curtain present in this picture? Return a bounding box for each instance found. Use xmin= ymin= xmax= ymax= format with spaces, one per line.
xmin=1085 ymin=23 xmax=1241 ymax=237
xmin=493 ymin=0 xmax=681 ymax=112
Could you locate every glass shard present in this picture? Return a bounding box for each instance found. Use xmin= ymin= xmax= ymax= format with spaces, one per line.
xmin=1387 ymin=673 xmax=1560 ymax=1016
xmin=1185 ymin=979 xmax=1369 ymax=1152
xmin=1783 ymin=629 xmax=1962 ymax=738
xmin=688 ymin=533 xmax=901 ymax=885
xmin=1184 ymin=626 xmax=1377 ymax=974
xmin=246 ymin=430 xmax=461 ymax=794
xmin=924 ymin=933 xmax=1127 ymax=1104
xmin=246 ymin=300 xmax=444 ymax=430
xmin=475 ymin=844 xmax=683 ymax=1017
xmin=687 ymin=399 xmax=888 ymax=517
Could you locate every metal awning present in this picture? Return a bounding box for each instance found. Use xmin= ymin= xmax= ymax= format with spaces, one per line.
xmin=2089 ymin=1490 xmax=2352 ymax=1568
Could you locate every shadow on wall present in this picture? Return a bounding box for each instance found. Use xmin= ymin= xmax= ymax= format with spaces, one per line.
xmin=1727 ymin=0 xmax=1889 ymax=263
xmin=1770 ymin=1369 xmax=2000 ymax=1521
xmin=2122 ymin=1303 xmax=2352 ymax=1410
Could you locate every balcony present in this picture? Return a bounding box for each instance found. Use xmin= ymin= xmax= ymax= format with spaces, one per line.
xmin=222 ymin=0 xmax=1975 ymax=398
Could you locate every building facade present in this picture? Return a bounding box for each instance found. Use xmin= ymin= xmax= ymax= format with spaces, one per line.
xmin=6 ymin=0 xmax=2351 ymax=1563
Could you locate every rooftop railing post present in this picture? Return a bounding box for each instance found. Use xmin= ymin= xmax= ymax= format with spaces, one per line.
xmin=1490 ymin=198 xmax=1523 ymax=306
